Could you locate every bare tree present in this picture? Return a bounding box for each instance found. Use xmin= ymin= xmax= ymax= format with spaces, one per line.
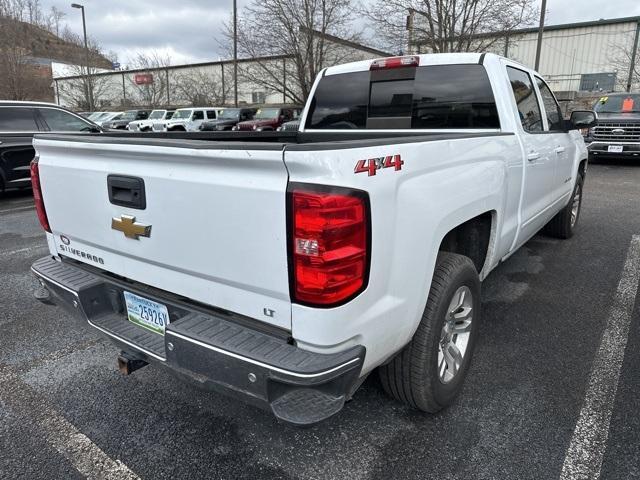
xmin=25 ymin=0 xmax=41 ymax=25
xmin=361 ymin=0 xmax=537 ymax=55
xmin=46 ymin=5 xmax=64 ymax=36
xmin=56 ymin=28 xmax=116 ymax=109
xmin=173 ymin=68 xmax=229 ymax=106
xmin=222 ymin=0 xmax=361 ymax=105
xmin=0 ymin=0 xmax=28 ymax=21
xmin=609 ymin=39 xmax=640 ymax=92
xmin=126 ymin=51 xmax=172 ymax=107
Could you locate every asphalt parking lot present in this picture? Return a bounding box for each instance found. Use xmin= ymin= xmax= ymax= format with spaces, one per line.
xmin=1 ymin=159 xmax=639 ymax=480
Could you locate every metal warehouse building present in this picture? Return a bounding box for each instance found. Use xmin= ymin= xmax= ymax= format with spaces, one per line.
xmin=410 ymin=16 xmax=640 ymax=93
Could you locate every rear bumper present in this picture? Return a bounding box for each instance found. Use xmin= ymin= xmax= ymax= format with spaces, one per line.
xmin=588 ymin=141 xmax=640 ymax=157
xmin=31 ymin=256 xmax=365 ymax=425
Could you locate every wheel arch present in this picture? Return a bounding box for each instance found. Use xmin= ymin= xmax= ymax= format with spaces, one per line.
xmin=437 ymin=210 xmax=496 ymax=276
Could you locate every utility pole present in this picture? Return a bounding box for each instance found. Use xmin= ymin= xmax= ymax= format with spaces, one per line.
xmin=534 ymin=0 xmax=546 ymax=71
xmin=71 ymin=3 xmax=93 ymax=111
xmin=233 ymin=0 xmax=238 ymax=107
xmin=406 ymin=9 xmax=415 ymax=55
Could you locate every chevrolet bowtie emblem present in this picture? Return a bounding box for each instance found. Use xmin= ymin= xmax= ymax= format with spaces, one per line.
xmin=111 ymin=215 xmax=152 ymax=239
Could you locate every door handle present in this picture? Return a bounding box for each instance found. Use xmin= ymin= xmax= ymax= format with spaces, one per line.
xmin=555 ymin=147 xmax=566 ymax=154
xmin=527 ymin=152 xmax=541 ymax=161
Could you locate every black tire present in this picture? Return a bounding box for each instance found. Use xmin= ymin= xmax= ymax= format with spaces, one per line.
xmin=379 ymin=252 xmax=481 ymax=413
xmin=544 ymin=172 xmax=584 ymax=239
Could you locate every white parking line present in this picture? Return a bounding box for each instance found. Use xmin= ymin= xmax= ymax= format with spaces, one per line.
xmin=0 ymin=245 xmax=48 ymax=257
xmin=0 ymin=205 xmax=35 ymax=214
xmin=560 ymin=234 xmax=640 ymax=480
xmin=0 ymin=366 xmax=140 ymax=480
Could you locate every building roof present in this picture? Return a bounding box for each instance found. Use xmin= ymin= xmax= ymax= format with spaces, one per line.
xmin=411 ymin=15 xmax=640 ymax=46
xmin=299 ymin=27 xmax=392 ymax=57
xmin=507 ymin=15 xmax=640 ymax=36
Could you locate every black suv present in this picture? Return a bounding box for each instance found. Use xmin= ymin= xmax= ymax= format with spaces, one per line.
xmin=199 ymin=108 xmax=256 ymax=131
xmin=103 ymin=110 xmax=151 ymax=130
xmin=0 ymin=102 xmax=100 ymax=192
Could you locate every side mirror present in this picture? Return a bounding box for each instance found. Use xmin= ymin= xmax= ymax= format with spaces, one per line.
xmin=568 ymin=110 xmax=597 ymax=130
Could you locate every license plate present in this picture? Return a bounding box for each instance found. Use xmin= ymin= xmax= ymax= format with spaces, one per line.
xmin=608 ymin=145 xmax=623 ymax=153
xmin=123 ymin=291 xmax=170 ymax=335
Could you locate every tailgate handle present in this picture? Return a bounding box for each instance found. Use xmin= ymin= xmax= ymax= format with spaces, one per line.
xmin=107 ymin=175 xmax=146 ymax=210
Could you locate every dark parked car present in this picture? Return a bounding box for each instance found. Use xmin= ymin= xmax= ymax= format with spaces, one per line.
xmin=199 ymin=108 xmax=256 ymax=131
xmin=0 ymin=102 xmax=100 ymax=192
xmin=233 ymin=107 xmax=299 ymax=131
xmin=585 ymin=93 xmax=640 ymax=159
xmin=104 ymin=110 xmax=151 ymax=130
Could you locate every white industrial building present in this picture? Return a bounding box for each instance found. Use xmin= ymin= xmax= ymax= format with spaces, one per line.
xmin=410 ymin=16 xmax=640 ymax=93
xmin=53 ymin=29 xmax=389 ymax=109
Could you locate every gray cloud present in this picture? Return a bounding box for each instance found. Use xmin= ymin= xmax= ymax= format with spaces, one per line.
xmin=38 ymin=0 xmax=640 ymax=67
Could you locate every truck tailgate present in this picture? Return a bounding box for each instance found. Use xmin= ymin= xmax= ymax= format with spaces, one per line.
xmin=34 ymin=137 xmax=292 ymax=330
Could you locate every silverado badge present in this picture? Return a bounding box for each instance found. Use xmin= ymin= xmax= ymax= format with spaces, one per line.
xmin=111 ymin=215 xmax=152 ymax=240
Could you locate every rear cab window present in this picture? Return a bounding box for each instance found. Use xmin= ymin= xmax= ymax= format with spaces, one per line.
xmin=305 ymin=64 xmax=500 ymax=130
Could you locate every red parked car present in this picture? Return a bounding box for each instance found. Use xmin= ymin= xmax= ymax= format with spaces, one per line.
xmin=233 ymin=107 xmax=299 ymax=131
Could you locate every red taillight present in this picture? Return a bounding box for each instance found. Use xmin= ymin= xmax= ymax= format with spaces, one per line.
xmin=370 ymin=55 xmax=419 ymax=70
xmin=30 ymin=158 xmax=51 ymax=233
xmin=290 ymin=186 xmax=369 ymax=306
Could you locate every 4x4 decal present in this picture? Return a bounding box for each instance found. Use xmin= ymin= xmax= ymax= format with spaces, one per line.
xmin=354 ymin=154 xmax=404 ymax=176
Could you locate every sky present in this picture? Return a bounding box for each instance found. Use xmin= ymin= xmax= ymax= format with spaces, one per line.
xmin=35 ymin=0 xmax=640 ymax=67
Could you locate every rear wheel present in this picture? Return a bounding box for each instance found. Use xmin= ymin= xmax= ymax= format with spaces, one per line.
xmin=544 ymin=172 xmax=584 ymax=239
xmin=379 ymin=252 xmax=481 ymax=412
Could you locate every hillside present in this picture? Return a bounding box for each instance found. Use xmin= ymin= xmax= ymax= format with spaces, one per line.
xmin=0 ymin=16 xmax=111 ymax=68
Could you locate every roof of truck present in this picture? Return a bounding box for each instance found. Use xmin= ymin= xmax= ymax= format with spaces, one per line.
xmin=324 ymin=52 xmax=495 ymax=76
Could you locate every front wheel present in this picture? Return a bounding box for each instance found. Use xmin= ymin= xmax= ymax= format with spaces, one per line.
xmin=544 ymin=172 xmax=584 ymax=239
xmin=379 ymin=252 xmax=481 ymax=413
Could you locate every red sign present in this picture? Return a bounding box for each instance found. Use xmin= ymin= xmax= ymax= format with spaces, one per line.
xmin=134 ymin=74 xmax=154 ymax=85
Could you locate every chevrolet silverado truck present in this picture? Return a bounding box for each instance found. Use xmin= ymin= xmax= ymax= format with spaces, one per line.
xmin=585 ymin=93 xmax=640 ymax=159
xmin=30 ymin=53 xmax=595 ymax=426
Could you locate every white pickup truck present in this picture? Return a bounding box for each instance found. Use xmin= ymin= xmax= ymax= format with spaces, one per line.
xmin=30 ymin=53 xmax=596 ymax=425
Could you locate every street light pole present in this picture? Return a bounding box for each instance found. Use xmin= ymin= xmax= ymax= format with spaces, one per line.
xmin=534 ymin=0 xmax=547 ymax=71
xmin=71 ymin=3 xmax=93 ymax=111
xmin=233 ymin=0 xmax=238 ymax=107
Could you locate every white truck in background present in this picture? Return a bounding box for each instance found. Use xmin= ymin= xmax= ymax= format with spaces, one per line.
xmin=30 ymin=53 xmax=595 ymax=425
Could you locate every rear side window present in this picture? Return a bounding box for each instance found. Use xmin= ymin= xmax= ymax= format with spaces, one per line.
xmin=305 ymin=65 xmax=499 ymax=129
xmin=412 ymin=65 xmax=499 ymax=129
xmin=206 ymin=110 xmax=217 ymax=119
xmin=39 ymin=108 xmax=90 ymax=132
xmin=506 ymin=67 xmax=543 ymax=133
xmin=0 ymin=107 xmax=39 ymax=132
